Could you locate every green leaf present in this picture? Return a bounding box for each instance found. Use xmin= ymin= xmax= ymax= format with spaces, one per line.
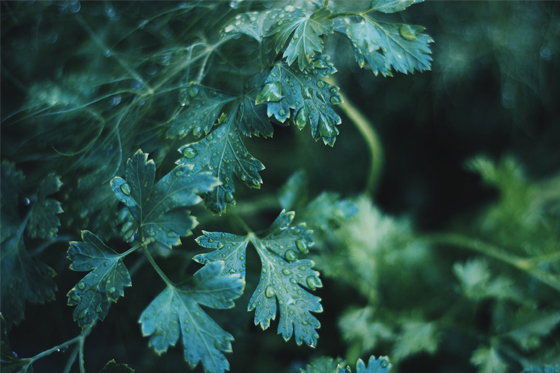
xmin=139 ymin=261 xmax=244 ymax=373
xmin=507 ymin=311 xmax=560 ymax=351
xmin=223 ymin=9 xmax=279 ymax=43
xmin=1 ymin=314 xmax=34 ymax=373
xmin=300 ymin=355 xmax=392 ymax=373
xmin=342 ymin=16 xmax=432 ymax=76
xmin=300 ymin=356 xmax=345 ymax=373
xmin=257 ymin=59 xmax=342 ymax=146
xmin=111 ymin=150 xmax=219 ymax=247
xmin=27 ymin=173 xmax=64 ymax=239
xmin=278 ymin=169 xmax=309 ymax=211
xmin=267 ymin=7 xmax=334 ymax=71
xmin=178 ymin=110 xmax=265 ymax=214
xmin=338 ymin=306 xmax=393 ymax=352
xmin=1 ymin=163 xmax=58 ymax=329
xmin=470 ymin=347 xmax=507 ymax=373
xmin=391 ymin=321 xmax=439 ymax=361
xmin=371 ymin=0 xmax=423 ymax=14
xmin=237 ymin=72 xmax=275 ymax=138
xmin=195 ymin=210 xmax=321 ymax=347
xmin=522 ymin=365 xmax=560 ymax=373
xmin=168 ymin=85 xmax=235 ymax=139
xmin=303 ymin=192 xmax=358 ymax=233
xmin=99 ymin=360 xmax=135 ymax=373
xmin=67 ymin=231 xmax=131 ymax=328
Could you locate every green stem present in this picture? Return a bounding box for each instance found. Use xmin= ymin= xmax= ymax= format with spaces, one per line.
xmin=28 ymin=326 xmax=91 ymax=364
xmin=143 ymin=246 xmax=175 ymax=287
xmin=424 ymin=233 xmax=560 ymax=293
xmin=228 ymin=211 xmax=254 ymax=235
xmin=62 ymin=346 xmax=79 ymax=373
xmin=328 ymin=78 xmax=384 ymax=196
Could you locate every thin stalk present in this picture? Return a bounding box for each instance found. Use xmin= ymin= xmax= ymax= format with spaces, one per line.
xmin=328 ymin=78 xmax=384 ymax=195
xmin=28 ymin=326 xmax=91 ymax=365
xmin=228 ymin=211 xmax=254 ymax=235
xmin=424 ymin=233 xmax=560 ymax=293
xmin=143 ymin=246 xmax=175 ymax=287
xmin=62 ymin=346 xmax=79 ymax=373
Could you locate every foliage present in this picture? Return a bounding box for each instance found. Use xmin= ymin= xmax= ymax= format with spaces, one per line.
xmin=2 ymin=0 xmax=560 ymax=373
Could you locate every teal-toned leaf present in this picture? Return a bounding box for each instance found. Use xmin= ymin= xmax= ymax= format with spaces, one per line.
xmin=1 ymin=314 xmax=34 ymax=373
xmin=300 ymin=356 xmax=345 ymax=373
xmin=278 ymin=169 xmax=309 ymax=211
xmin=223 ymin=9 xmax=279 ymax=43
xmin=507 ymin=311 xmax=560 ymax=351
xmin=178 ymin=110 xmax=264 ymax=214
xmin=522 ymin=365 xmax=560 ymax=373
xmin=300 ymin=355 xmax=392 ymax=373
xmin=258 ymin=59 xmax=342 ymax=146
xmin=195 ymin=210 xmax=321 ymax=347
xmin=303 ymin=192 xmax=358 ymax=233
xmin=139 ymin=261 xmax=244 ymax=373
xmin=343 ymin=16 xmax=432 ymax=76
xmin=267 ymin=7 xmax=334 ymax=71
xmin=111 ymin=150 xmax=219 ymax=247
xmin=195 ymin=233 xmax=250 ymax=276
xmin=27 ymin=173 xmax=64 ymax=239
xmin=1 ymin=163 xmax=58 ymax=329
xmin=391 ymin=321 xmax=439 ymax=361
xmin=237 ymin=72 xmax=274 ymax=138
xmin=67 ymin=231 xmax=131 ymax=328
xmin=338 ymin=306 xmax=393 ymax=352
xmin=371 ymin=0 xmax=423 ymax=14
xmin=99 ymin=360 xmax=135 ymax=373
xmin=470 ymin=347 xmax=507 ymax=373
xmin=354 ymin=355 xmax=392 ymax=373
xmin=168 ymin=85 xmax=235 ymax=139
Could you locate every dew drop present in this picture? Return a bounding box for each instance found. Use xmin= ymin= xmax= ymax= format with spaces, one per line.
xmin=285 ymin=5 xmax=295 ymax=12
xmin=285 ymin=250 xmax=297 ymax=262
xmin=282 ymin=268 xmax=292 ymax=276
xmin=225 ymin=192 xmax=234 ymax=203
xmin=306 ymin=276 xmax=321 ymax=291
xmin=399 ymin=24 xmax=418 ymax=41
xmin=279 ymin=109 xmax=286 ymax=116
xmin=330 ymin=96 xmax=341 ymax=104
xmin=188 ymin=86 xmax=199 ymax=98
xmin=120 ymin=183 xmax=131 ymax=196
xmin=380 ymin=359 xmax=388 ymax=368
xmin=77 ymin=281 xmax=86 ymax=290
xmin=296 ymin=239 xmax=308 ymax=253
xmin=182 ymin=147 xmax=197 ymax=159
xmin=265 ymin=286 xmax=276 ymax=298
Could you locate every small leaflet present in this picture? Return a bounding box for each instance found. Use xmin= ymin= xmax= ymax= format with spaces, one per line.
xmin=67 ymin=231 xmax=132 ymax=328
xmin=111 ymin=150 xmax=219 ymax=247
xmin=139 ymin=262 xmax=244 ymax=373
xmin=195 ymin=210 xmax=322 ymax=347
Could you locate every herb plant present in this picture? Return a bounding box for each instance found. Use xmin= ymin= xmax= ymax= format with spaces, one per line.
xmin=1 ymin=1 xmax=559 ymax=373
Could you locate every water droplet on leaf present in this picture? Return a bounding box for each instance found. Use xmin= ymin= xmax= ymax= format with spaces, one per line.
xmin=265 ymin=286 xmax=276 ymax=298
xmin=182 ymin=147 xmax=197 ymax=159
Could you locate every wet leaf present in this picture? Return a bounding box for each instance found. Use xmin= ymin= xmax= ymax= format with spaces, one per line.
xmin=257 ymin=59 xmax=342 ymax=146
xmin=139 ymin=261 xmax=244 ymax=373
xmin=0 ymin=162 xmax=58 ymax=329
xmin=371 ymin=0 xmax=423 ymax=14
xmin=67 ymin=231 xmax=131 ymax=328
xmin=267 ymin=7 xmax=334 ymax=71
xmin=342 ymin=16 xmax=432 ymax=76
xmin=195 ymin=210 xmax=321 ymax=347
xmin=27 ymin=173 xmax=64 ymax=239
xmin=177 ymin=110 xmax=264 ymax=214
xmin=111 ymin=150 xmax=219 ymax=247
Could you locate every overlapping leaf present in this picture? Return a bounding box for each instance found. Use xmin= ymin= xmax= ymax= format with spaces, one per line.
xmin=371 ymin=0 xmax=423 ymax=14
xmin=195 ymin=211 xmax=322 ymax=346
xmin=236 ymin=72 xmax=275 ymax=138
xmin=111 ymin=150 xmax=219 ymax=246
xmin=67 ymin=231 xmax=131 ymax=328
xmin=27 ymin=173 xmax=64 ymax=238
xmin=1 ymin=162 xmax=58 ymax=329
xmin=1 ymin=314 xmax=34 ymax=373
xmin=177 ymin=109 xmax=264 ymax=214
xmin=168 ymin=85 xmax=235 ymax=139
xmin=256 ymin=59 xmax=342 ymax=146
xmin=300 ymin=355 xmax=392 ymax=373
xmin=99 ymin=360 xmax=135 ymax=373
xmin=342 ymin=16 xmax=432 ymax=76
xmin=139 ymin=261 xmax=244 ymax=373
xmin=223 ymin=9 xmax=279 ymax=43
xmin=267 ymin=7 xmax=334 ymax=71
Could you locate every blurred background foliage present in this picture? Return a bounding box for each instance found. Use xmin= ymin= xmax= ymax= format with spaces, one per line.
xmin=1 ymin=1 xmax=559 ymax=372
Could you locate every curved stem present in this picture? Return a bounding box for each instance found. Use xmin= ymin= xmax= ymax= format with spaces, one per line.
xmin=28 ymin=326 xmax=91 ymax=365
xmin=143 ymin=246 xmax=175 ymax=287
xmin=328 ymin=78 xmax=384 ymax=196
xmin=424 ymin=233 xmax=560 ymax=293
